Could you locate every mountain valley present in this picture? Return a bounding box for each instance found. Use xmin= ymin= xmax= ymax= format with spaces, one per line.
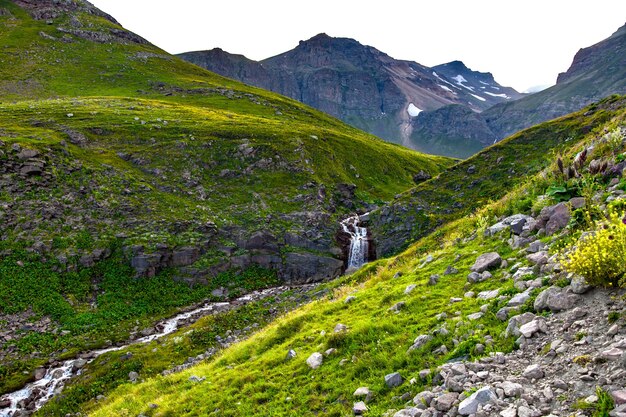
xmin=0 ymin=1 xmax=626 ymax=417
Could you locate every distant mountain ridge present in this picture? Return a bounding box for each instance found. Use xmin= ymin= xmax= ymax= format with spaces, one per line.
xmin=412 ymin=22 xmax=626 ymax=153
xmin=178 ymin=33 xmax=522 ymax=155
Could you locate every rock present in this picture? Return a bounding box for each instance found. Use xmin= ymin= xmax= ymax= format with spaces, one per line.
xmin=413 ymin=390 xmax=435 ymax=407
xmin=467 ymin=312 xmax=484 ymax=320
xmin=188 ymin=375 xmax=205 ymax=382
xmin=500 ymin=381 xmax=523 ymax=397
xmin=458 ymin=386 xmax=497 ymax=415
xmin=522 ymin=364 xmax=544 ymax=379
xmin=286 ymin=349 xmax=297 ymax=360
xmin=405 ymin=284 xmax=417 ymax=294
xmin=569 ymin=196 xmax=585 ymax=209
xmin=129 ymin=371 xmax=139 ymax=382
xmin=353 ymin=387 xmax=371 ymax=397
xmin=444 ymin=266 xmax=458 ymax=275
xmin=612 ymin=390 xmax=626 ymax=405
xmin=428 ymin=275 xmax=439 ymax=286
xmin=0 ymin=398 xmax=11 ymax=408
xmin=526 ymin=251 xmax=548 ymax=266
xmin=509 ymin=217 xmax=527 ymax=235
xmin=534 ymin=202 xmax=570 ymax=235
xmin=601 ymin=347 xmax=624 ymax=360
xmin=413 ymin=170 xmax=432 ymax=182
xmin=389 ymin=301 xmax=406 ymax=313
xmin=306 ymin=352 xmax=323 ymax=369
xmin=477 ymin=289 xmax=499 ymax=300
xmin=500 ymin=406 xmax=517 ymax=417
xmin=432 ymin=392 xmax=458 ymax=411
xmin=506 ymin=312 xmax=537 ymax=338
xmin=519 ymin=318 xmax=547 ymax=338
xmin=345 ymin=296 xmax=357 ymax=303
xmin=353 ymin=401 xmax=368 ymax=415
xmin=526 ymin=240 xmax=547 ymax=253
xmin=334 ymin=323 xmax=348 ymax=333
xmin=171 ymin=247 xmax=200 ymax=267
xmin=34 ymin=368 xmax=46 ymax=380
xmin=324 ymin=348 xmax=337 ymax=356
xmin=570 ymin=275 xmax=591 ymax=294
xmin=467 ymin=272 xmax=484 ymax=284
xmin=534 ymin=286 xmax=579 ymax=312
xmin=470 ymin=252 xmax=502 ymax=273
xmin=72 ymin=358 xmax=87 ymax=371
xmin=408 ymin=335 xmax=433 ymax=352
xmin=508 ymin=291 xmax=530 ymax=307
xmin=385 ymin=372 xmax=404 ymax=388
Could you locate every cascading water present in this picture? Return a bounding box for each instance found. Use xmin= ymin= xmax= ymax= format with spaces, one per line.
xmin=0 ymin=286 xmax=296 ymax=417
xmin=341 ymin=214 xmax=369 ymax=269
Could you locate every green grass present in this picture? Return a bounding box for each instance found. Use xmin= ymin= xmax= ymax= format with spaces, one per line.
xmin=83 ymin=217 xmax=520 ymax=417
xmin=370 ymin=95 xmax=626 ymax=257
xmin=0 ymin=244 xmax=279 ymax=394
xmin=0 ymin=0 xmax=452 ymax=400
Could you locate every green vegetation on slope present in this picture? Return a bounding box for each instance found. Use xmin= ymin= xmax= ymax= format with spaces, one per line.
xmin=371 ymin=95 xmax=626 ymax=257
xmin=84 ymin=97 xmax=626 ymax=417
xmin=0 ymin=0 xmax=452 ymax=399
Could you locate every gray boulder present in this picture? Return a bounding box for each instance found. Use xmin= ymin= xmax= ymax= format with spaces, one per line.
xmin=385 ymin=372 xmax=404 ymax=388
xmin=458 ymin=386 xmax=497 ymax=415
xmin=306 ymin=352 xmax=323 ymax=369
xmin=470 ymin=252 xmax=502 ymax=273
xmin=570 ymin=275 xmax=592 ymax=294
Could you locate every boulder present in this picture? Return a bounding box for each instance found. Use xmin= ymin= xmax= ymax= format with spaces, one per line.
xmin=432 ymin=392 xmax=458 ymax=411
xmin=570 ymin=275 xmax=591 ymax=294
xmin=534 ymin=286 xmax=580 ymax=312
xmin=534 ymin=203 xmax=570 ymax=235
xmin=470 ymin=252 xmax=502 ymax=273
xmin=353 ymin=387 xmax=371 ymax=398
xmin=384 ymin=372 xmax=404 ymax=388
xmin=171 ymin=247 xmax=200 ymax=267
xmin=500 ymin=381 xmax=523 ymax=397
xmin=306 ymin=352 xmax=323 ymax=369
xmin=408 ymin=335 xmax=433 ymax=352
xmin=353 ymin=401 xmax=368 ymax=415
xmin=458 ymin=386 xmax=497 ymax=415
xmin=522 ymin=364 xmax=544 ymax=379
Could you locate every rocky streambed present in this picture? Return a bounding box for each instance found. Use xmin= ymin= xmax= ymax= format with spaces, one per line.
xmin=0 ymin=284 xmax=318 ymax=417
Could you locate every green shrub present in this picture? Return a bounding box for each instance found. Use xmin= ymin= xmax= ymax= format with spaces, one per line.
xmin=561 ymin=212 xmax=626 ymax=287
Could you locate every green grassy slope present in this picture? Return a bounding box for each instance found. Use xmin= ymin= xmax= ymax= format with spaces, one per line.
xmin=371 ymin=95 xmax=626 ymax=257
xmin=85 ymin=100 xmax=626 ymax=417
xmin=0 ymin=0 xmax=452 ymax=398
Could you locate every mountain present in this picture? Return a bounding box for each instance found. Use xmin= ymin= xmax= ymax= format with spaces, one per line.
xmin=412 ymin=22 xmax=626 ymax=153
xmin=178 ymin=34 xmax=522 ymax=151
xmin=0 ymin=0 xmax=452 ymax=397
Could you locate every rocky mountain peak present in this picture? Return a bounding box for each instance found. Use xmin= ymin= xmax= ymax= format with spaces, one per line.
xmin=557 ymin=21 xmax=626 ymax=85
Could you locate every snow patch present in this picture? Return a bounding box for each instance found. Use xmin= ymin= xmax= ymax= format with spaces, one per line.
xmin=407 ymin=103 xmax=422 ymax=117
xmin=438 ymin=84 xmax=453 ymax=92
xmin=484 ymin=91 xmax=510 ymax=99
xmin=470 ymin=94 xmax=486 ymax=102
xmin=452 ymin=74 xmax=467 ymax=84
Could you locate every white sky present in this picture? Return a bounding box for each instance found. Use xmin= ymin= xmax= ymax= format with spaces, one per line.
xmin=90 ymin=0 xmax=626 ymax=92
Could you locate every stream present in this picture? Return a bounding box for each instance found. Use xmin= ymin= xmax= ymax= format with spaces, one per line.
xmin=0 ymin=285 xmax=304 ymax=417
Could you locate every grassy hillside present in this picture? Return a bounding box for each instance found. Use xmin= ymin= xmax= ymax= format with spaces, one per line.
xmin=0 ymin=0 xmax=452 ymax=399
xmin=83 ymin=99 xmax=626 ymax=416
xmin=371 ymin=95 xmax=626 ymax=257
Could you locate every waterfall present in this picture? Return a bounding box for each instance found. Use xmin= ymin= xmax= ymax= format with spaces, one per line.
xmin=341 ymin=214 xmax=369 ymax=269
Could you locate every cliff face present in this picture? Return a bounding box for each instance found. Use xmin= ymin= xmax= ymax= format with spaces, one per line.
xmin=179 ymin=33 xmax=519 ymax=152
xmin=482 ymin=22 xmax=626 ymax=140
